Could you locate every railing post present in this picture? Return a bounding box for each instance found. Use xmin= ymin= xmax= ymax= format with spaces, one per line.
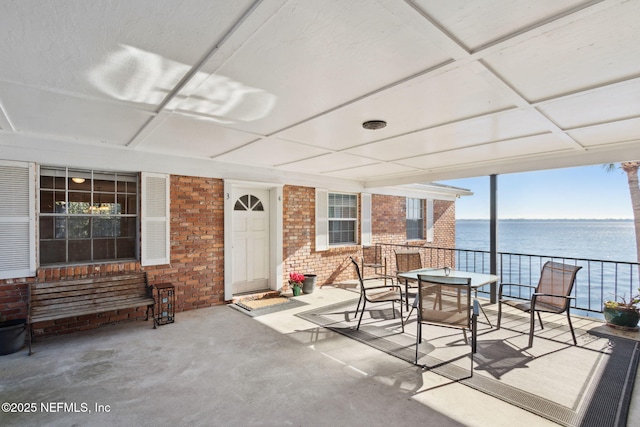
xmin=490 ymin=174 xmax=498 ymax=303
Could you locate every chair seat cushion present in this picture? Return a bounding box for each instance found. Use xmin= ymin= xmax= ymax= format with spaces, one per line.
xmin=502 ymin=299 xmax=565 ymax=314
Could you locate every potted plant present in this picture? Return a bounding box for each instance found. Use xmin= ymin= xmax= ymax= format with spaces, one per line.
xmin=289 ymin=272 xmax=304 ymax=297
xmin=0 ymin=313 xmax=27 ymax=356
xmin=603 ymin=289 xmax=640 ymax=330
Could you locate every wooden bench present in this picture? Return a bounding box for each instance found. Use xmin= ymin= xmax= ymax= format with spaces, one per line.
xmin=28 ymin=272 xmax=155 ymax=355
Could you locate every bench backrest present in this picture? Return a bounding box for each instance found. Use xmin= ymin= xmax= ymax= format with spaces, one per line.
xmin=30 ymin=272 xmax=151 ymax=310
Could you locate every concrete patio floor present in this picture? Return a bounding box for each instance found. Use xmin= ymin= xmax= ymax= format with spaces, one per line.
xmin=1 ymin=285 xmax=638 ymax=426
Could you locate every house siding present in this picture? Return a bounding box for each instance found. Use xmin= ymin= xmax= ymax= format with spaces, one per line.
xmin=0 ymin=177 xmax=456 ymax=337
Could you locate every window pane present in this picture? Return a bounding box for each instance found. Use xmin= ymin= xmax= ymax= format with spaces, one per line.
xmin=94 ymin=178 xmax=116 ymax=192
xmin=118 ymin=194 xmax=137 ymax=215
xmin=40 ymin=240 xmax=66 ymax=264
xmin=69 ymin=240 xmax=91 ymax=262
xmin=39 ymin=167 xmax=138 ymax=265
xmin=328 ymin=193 xmax=357 ymax=219
xmin=68 ymin=217 xmax=90 ymax=239
xmin=40 ymin=217 xmax=55 ymax=239
xmin=69 ymin=192 xmax=91 ymax=214
xmin=329 ymin=220 xmax=356 ymax=244
xmin=92 ymin=217 xmax=116 ymax=237
xmin=406 ymin=219 xmax=424 ymax=240
xmin=93 ymin=238 xmax=115 ymax=261
xmin=68 ymin=177 xmax=91 ymax=191
xmin=117 ymin=238 xmax=136 ymax=258
xmin=40 ymin=175 xmax=54 ymax=189
xmin=119 ymin=217 xmax=137 ymax=238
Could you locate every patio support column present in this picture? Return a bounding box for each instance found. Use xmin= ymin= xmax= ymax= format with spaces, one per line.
xmin=490 ymin=174 xmax=498 ymax=303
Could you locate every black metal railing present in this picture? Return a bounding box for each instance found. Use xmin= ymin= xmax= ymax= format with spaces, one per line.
xmin=375 ymin=243 xmax=640 ymax=317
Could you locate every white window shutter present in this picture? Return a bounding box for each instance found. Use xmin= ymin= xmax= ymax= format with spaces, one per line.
xmin=141 ymin=172 xmax=170 ymax=266
xmin=426 ymin=199 xmax=434 ymax=242
xmin=0 ymin=161 xmax=36 ymax=279
xmin=315 ymin=188 xmax=328 ymax=251
xmin=361 ymin=193 xmax=372 ymax=246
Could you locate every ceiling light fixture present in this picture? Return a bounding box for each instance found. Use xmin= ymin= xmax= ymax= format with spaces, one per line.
xmin=71 ymin=177 xmax=86 ymax=184
xmin=362 ymin=120 xmax=387 ymax=130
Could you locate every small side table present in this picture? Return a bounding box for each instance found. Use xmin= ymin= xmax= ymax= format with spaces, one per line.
xmin=153 ymin=283 xmax=175 ymax=328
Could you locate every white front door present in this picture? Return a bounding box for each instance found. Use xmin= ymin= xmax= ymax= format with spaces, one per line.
xmin=232 ymin=188 xmax=270 ymax=294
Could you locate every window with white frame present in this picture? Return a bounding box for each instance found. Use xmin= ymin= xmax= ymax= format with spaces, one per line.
xmin=406 ymin=198 xmax=424 ymax=240
xmin=328 ymin=192 xmax=357 ymax=245
xmin=39 ymin=167 xmax=138 ymax=265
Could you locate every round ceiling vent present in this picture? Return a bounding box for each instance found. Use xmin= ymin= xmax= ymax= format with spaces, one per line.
xmin=362 ymin=120 xmax=387 ymax=130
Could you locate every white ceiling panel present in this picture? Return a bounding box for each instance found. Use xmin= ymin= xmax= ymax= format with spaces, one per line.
xmin=345 ymin=108 xmax=554 ymax=161
xmin=0 ymin=0 xmax=255 ymax=105
xmin=482 ymin=1 xmax=640 ymax=102
xmin=0 ymin=83 xmax=152 ymax=145
xmin=214 ymin=137 xmax=330 ymax=167
xmin=538 ymin=79 xmax=640 ymax=130
xmin=1 ymin=0 xmax=640 ymax=187
xmin=210 ymin=0 xmax=454 ymax=136
xmin=396 ymin=133 xmax=579 ymax=170
xmin=568 ymin=118 xmax=640 ymax=147
xmin=138 ymin=114 xmax=257 ymax=157
xmin=279 ymin=153 xmax=378 ymax=174
xmin=414 ymin=0 xmax=591 ymax=51
xmin=276 ymin=65 xmax=518 ymax=150
xmin=325 ymin=162 xmax=420 ymax=181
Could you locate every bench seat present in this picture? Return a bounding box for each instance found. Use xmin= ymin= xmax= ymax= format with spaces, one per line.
xmin=28 ymin=272 xmax=155 ymax=354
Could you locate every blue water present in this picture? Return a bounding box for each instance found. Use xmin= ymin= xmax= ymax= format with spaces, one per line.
xmin=456 ymin=220 xmax=639 ymax=315
xmin=456 ymin=219 xmax=637 ymax=263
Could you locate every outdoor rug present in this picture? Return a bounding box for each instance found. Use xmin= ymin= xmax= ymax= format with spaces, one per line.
xmin=296 ymin=299 xmax=640 ymax=427
xmin=231 ymin=297 xmax=308 ymax=317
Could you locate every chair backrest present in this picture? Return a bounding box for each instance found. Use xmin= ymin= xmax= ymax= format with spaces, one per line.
xmin=350 ymin=256 xmax=365 ymax=290
xmin=362 ymin=245 xmax=382 ymax=266
xmin=417 ymin=274 xmax=472 ymax=329
xmin=395 ymin=250 xmax=422 ymax=274
xmin=535 ymin=261 xmax=582 ymax=310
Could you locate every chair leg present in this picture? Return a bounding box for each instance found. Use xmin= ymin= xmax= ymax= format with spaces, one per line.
xmin=399 ymin=297 xmax=404 ymax=333
xmin=528 ymin=309 xmax=536 ymax=347
xmin=566 ymin=309 xmax=577 ymax=345
xmin=415 ymin=321 xmax=421 ymax=364
xmin=356 ymin=299 xmax=367 ymax=330
xmin=537 ymin=311 xmax=544 ymax=329
xmin=354 ymin=293 xmax=363 ymax=320
xmin=496 ymin=301 xmax=502 ymax=329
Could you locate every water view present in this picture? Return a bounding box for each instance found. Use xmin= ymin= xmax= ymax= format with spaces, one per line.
xmin=456 ymin=219 xmax=637 ymax=263
xmin=455 ymin=219 xmax=639 ymax=315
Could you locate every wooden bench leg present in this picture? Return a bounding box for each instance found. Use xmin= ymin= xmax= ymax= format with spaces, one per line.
xmin=28 ymin=323 xmax=33 ymax=356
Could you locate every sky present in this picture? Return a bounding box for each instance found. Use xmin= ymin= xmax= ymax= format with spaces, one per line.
xmin=439 ymin=164 xmax=635 ymax=220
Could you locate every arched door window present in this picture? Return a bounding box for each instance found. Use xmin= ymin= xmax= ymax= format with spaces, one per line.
xmin=234 ymin=194 xmax=264 ymax=211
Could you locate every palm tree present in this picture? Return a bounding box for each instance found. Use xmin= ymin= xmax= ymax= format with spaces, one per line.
xmin=606 ymin=161 xmax=640 ymax=263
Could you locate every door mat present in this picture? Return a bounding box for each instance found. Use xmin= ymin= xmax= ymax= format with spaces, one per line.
xmin=296 ymin=299 xmax=639 ymax=427
xmin=231 ymin=297 xmax=308 ymax=317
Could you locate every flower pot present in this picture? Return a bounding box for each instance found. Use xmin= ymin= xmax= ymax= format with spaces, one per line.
xmin=303 ymin=274 xmax=317 ymax=294
xmin=0 ymin=319 xmax=27 ymax=356
xmin=292 ymin=285 xmax=302 ymax=297
xmin=603 ymin=307 xmax=640 ymax=330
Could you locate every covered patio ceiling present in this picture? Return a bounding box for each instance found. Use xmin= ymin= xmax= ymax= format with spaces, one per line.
xmin=1 ymin=0 xmax=640 ymax=190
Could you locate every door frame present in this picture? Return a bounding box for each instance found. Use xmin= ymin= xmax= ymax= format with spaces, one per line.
xmin=224 ymin=180 xmax=283 ymax=300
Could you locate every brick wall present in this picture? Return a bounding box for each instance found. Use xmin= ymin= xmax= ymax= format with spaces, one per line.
xmin=0 ymin=175 xmax=226 ymax=337
xmin=283 ymin=185 xmax=357 ymax=288
xmin=282 ymin=187 xmax=456 ymax=287
xmin=0 ymin=178 xmax=456 ymax=337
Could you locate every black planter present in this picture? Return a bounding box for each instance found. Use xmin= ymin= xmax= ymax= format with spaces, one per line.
xmin=0 ymin=319 xmax=27 ymax=356
xmin=303 ymin=274 xmax=317 ymax=294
